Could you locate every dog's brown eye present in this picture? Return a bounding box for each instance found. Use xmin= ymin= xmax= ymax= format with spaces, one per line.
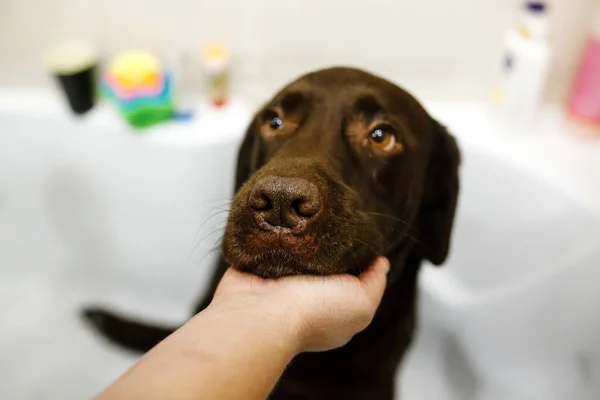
xmin=261 ymin=109 xmax=297 ymax=140
xmin=369 ymin=128 xmax=396 ymax=151
xmin=269 ymin=116 xmax=284 ymax=130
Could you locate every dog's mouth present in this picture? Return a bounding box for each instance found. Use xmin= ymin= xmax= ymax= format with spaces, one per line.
xmin=248 ymin=227 xmax=321 ymax=256
xmin=224 ymin=226 xmax=378 ymax=279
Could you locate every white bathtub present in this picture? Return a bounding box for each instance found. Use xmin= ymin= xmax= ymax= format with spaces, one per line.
xmin=1 ymin=93 xmax=600 ymax=399
xmin=0 ymin=94 xmax=251 ymax=399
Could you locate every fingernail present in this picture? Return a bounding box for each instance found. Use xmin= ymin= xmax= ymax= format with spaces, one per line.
xmin=380 ymin=257 xmax=390 ymax=274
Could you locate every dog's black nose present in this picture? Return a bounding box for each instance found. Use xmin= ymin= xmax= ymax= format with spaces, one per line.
xmin=250 ymin=176 xmax=322 ymax=231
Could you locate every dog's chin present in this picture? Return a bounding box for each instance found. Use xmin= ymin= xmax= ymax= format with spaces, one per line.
xmin=224 ymin=236 xmax=379 ymax=279
xmin=234 ymin=252 xmax=319 ymax=279
xmin=225 ymin=246 xmax=338 ymax=279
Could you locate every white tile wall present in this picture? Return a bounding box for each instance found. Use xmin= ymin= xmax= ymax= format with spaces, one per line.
xmin=0 ymin=0 xmax=598 ymax=104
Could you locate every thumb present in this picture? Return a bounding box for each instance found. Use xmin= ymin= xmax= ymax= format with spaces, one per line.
xmin=356 ymin=257 xmax=389 ymax=307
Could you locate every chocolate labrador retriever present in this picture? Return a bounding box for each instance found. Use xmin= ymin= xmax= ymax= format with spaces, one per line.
xmin=83 ymin=67 xmax=460 ymax=399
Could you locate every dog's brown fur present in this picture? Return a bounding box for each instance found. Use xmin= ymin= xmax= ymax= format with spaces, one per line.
xmin=83 ymin=67 xmax=460 ymax=400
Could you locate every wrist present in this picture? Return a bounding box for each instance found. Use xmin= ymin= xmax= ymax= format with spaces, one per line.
xmin=203 ymin=294 xmax=305 ymax=357
xmin=266 ymin=300 xmax=305 ymax=356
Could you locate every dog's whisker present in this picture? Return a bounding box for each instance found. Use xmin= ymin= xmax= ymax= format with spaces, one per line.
xmin=356 ymin=239 xmax=383 ymax=258
xmin=214 ymin=234 xmax=226 ymax=248
xmin=403 ymin=233 xmax=427 ymax=247
xmin=188 ymin=207 xmax=228 ymax=250
xmin=195 ymin=234 xmax=227 ymax=267
xmin=191 ymin=209 xmax=230 ymax=247
xmin=187 ymin=215 xmax=229 ymax=264
xmin=372 ymin=224 xmax=425 ymax=249
xmin=210 ymin=234 xmax=226 ymax=250
xmin=199 ymin=209 xmax=230 ymax=227
xmin=204 ymin=207 xmax=230 ymax=217
xmin=194 ymin=200 xmax=232 ymax=214
xmin=366 ymin=212 xmax=408 ymax=225
xmin=389 ymin=228 xmax=426 ymax=247
xmin=195 ymin=246 xmax=223 ymax=267
xmin=194 ymin=225 xmax=227 ymax=251
xmin=194 ymin=197 xmax=232 ymax=209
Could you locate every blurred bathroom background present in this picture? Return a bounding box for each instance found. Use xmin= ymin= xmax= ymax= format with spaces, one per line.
xmin=2 ymin=0 xmax=600 ymax=399
xmin=0 ymin=0 xmax=598 ymax=105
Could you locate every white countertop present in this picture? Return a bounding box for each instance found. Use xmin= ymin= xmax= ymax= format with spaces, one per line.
xmin=0 ymin=90 xmax=252 ymax=147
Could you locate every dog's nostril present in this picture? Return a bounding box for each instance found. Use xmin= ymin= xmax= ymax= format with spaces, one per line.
xmin=291 ymin=197 xmax=321 ymax=217
xmin=250 ymin=193 xmax=272 ymax=211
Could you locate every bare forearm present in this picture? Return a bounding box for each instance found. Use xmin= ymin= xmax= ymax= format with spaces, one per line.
xmin=95 ymin=261 xmax=388 ymax=399
xmin=96 ymin=304 xmax=299 ymax=400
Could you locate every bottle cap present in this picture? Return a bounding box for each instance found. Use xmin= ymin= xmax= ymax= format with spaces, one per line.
xmin=525 ymin=2 xmax=547 ymax=14
xmin=520 ymin=1 xmax=549 ymax=41
xmin=203 ymin=43 xmax=230 ymax=70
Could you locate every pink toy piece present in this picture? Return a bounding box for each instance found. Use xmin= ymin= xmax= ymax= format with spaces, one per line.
xmin=102 ymin=72 xmax=166 ymax=101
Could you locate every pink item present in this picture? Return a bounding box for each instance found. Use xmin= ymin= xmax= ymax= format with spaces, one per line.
xmin=566 ymin=9 xmax=600 ymax=138
xmin=102 ymin=72 xmax=165 ymax=101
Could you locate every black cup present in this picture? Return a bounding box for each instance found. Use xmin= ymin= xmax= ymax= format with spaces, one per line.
xmin=55 ymin=64 xmax=97 ymax=115
xmin=44 ymin=39 xmax=99 ymax=115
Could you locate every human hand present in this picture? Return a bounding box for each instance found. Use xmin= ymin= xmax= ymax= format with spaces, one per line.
xmin=208 ymin=257 xmax=390 ymax=353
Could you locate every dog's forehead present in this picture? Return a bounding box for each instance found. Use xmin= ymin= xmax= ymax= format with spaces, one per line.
xmin=300 ymin=67 xmax=389 ymax=86
xmin=273 ymin=68 xmax=419 ymax=111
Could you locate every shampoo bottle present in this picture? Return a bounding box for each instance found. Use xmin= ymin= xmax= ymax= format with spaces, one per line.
xmin=492 ymin=1 xmax=552 ymax=128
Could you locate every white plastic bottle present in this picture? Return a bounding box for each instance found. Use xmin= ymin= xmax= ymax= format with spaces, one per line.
xmin=492 ymin=1 xmax=552 ymax=128
xmin=168 ymin=48 xmax=200 ymax=121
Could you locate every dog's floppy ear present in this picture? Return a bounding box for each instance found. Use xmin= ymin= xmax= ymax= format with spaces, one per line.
xmin=234 ymin=118 xmax=263 ymax=192
xmin=418 ymin=118 xmax=460 ymax=265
